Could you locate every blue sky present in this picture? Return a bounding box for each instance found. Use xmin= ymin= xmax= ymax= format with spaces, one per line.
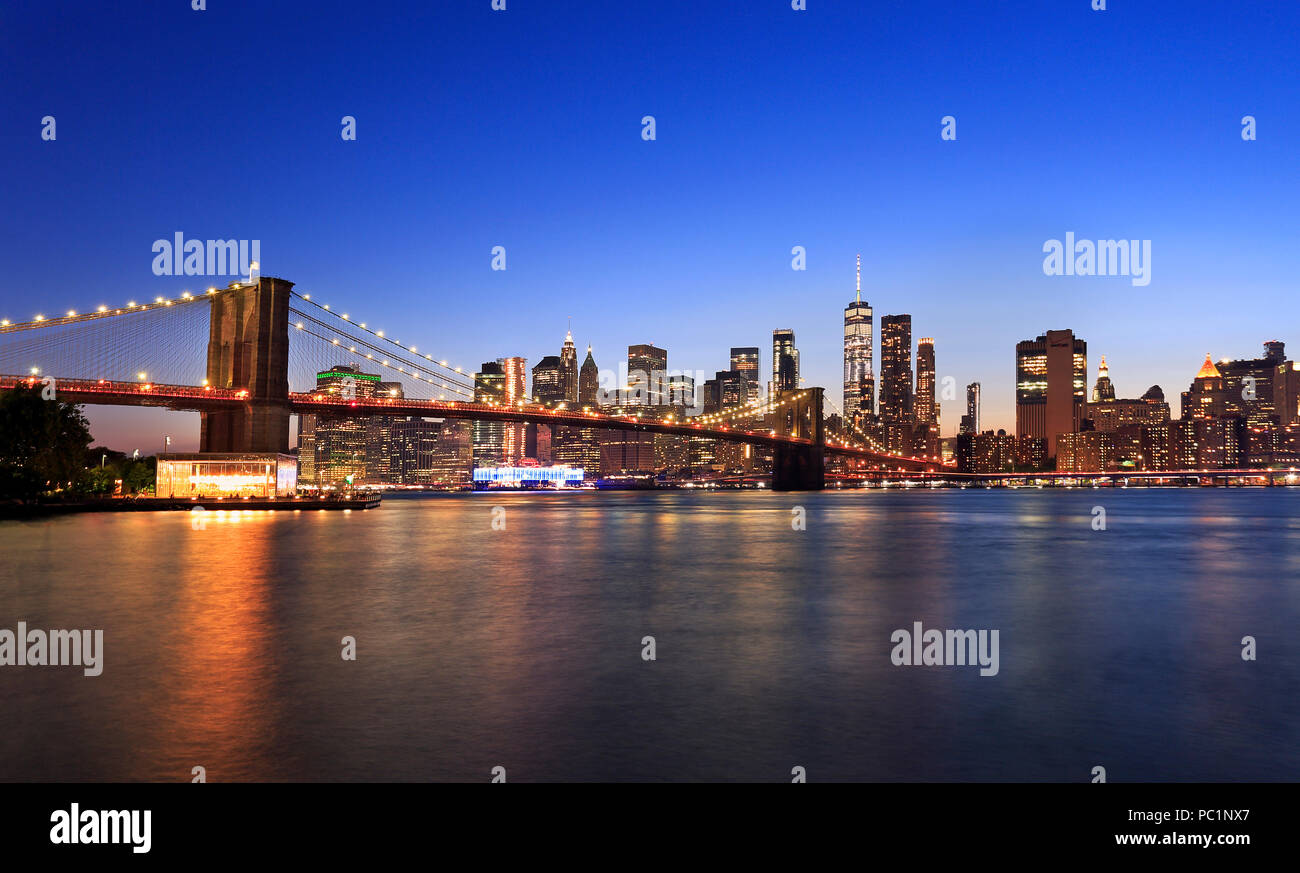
xmin=2 ymin=0 xmax=1297 ymax=450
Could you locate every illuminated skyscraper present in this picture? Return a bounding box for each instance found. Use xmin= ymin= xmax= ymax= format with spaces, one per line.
xmin=532 ymin=356 xmax=564 ymax=404
xmin=730 ymin=347 xmax=760 ymax=406
xmin=772 ymin=329 xmax=799 ymax=393
xmin=1180 ymin=354 xmax=1230 ymax=420
xmin=560 ymin=326 xmax=579 ymax=402
xmin=879 ymin=315 xmax=912 ymax=423
xmin=626 ymin=343 xmax=668 ymax=408
xmin=502 ymin=356 xmax=526 ymax=465
xmin=1092 ymin=355 xmax=1116 ymax=402
xmin=530 ymin=355 xmax=565 ymax=464
xmin=472 ymin=361 xmax=505 ymax=468
xmin=843 ymin=254 xmax=874 ymax=422
xmin=309 ymin=364 xmax=381 ymax=486
xmin=554 ymin=345 xmax=603 ymax=478
xmin=915 ymin=337 xmax=937 ymax=425
xmin=1216 ymin=341 xmax=1287 ymax=425
xmin=1016 ymin=330 xmax=1087 ymax=458
xmin=606 ymin=344 xmax=662 ymax=472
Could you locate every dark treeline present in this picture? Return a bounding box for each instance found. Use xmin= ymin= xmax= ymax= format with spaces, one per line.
xmin=0 ymin=385 xmax=155 ymax=502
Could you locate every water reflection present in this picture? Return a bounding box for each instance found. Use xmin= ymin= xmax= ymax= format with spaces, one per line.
xmin=0 ymin=489 xmax=1296 ymax=781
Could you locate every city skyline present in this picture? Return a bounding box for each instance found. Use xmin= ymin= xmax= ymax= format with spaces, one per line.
xmin=30 ymin=269 xmax=1292 ymax=454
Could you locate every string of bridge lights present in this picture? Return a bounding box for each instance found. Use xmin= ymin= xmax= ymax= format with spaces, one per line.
xmin=290 ymin=291 xmax=478 ymax=389
xmin=291 ymin=321 xmax=475 ymax=400
xmin=0 ymin=288 xmax=218 ymax=331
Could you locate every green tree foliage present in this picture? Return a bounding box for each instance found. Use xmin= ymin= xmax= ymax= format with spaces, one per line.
xmin=0 ymin=386 xmax=94 ymax=501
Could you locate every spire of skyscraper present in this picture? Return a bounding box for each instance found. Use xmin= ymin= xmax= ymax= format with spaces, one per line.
xmin=856 ymin=253 xmax=861 ymax=303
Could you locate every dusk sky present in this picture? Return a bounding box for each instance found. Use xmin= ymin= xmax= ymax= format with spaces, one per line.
xmin=2 ymin=0 xmax=1296 ymax=451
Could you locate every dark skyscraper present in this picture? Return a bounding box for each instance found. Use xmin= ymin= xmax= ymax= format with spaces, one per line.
xmin=772 ymin=329 xmax=799 ymax=393
xmin=843 ymin=254 xmax=874 ymax=422
xmin=879 ymin=315 xmax=913 ymax=423
xmin=579 ymin=345 xmax=599 ymax=403
xmin=1016 ymin=329 xmax=1087 ymax=458
xmin=915 ymin=337 xmax=936 ymax=425
xmin=960 ymin=382 xmax=981 ymax=435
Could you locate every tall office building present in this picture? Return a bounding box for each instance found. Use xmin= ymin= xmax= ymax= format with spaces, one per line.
xmin=843 ymin=254 xmax=874 ymax=422
xmin=531 ymin=356 xmax=564 ymax=404
xmin=430 ymin=420 xmax=473 ymax=487
xmin=960 ymin=382 xmax=981 ymax=435
xmin=560 ymin=327 xmax=579 ymax=402
xmin=915 ymin=337 xmax=937 ymax=425
xmin=308 ymin=364 xmax=380 ymax=486
xmin=878 ymin=315 xmax=913 ymax=423
xmin=1277 ymin=359 xmax=1300 ymax=425
xmin=606 ymin=344 xmax=662 ymax=472
xmin=772 ymin=329 xmax=799 ymax=393
xmin=530 ymin=355 xmax=565 ymax=465
xmin=626 ymin=343 xmax=668 ymax=408
xmin=730 ymin=347 xmax=761 ymax=406
xmin=1015 ymin=329 xmax=1087 ymax=458
xmin=472 ymin=361 xmax=505 ymax=468
xmin=1181 ymin=354 xmax=1230 ymax=420
xmin=364 ymin=381 xmax=405 ymax=483
xmin=369 ymin=417 xmax=441 ymax=484
xmin=579 ymin=345 xmax=599 ymax=403
xmin=1216 ymin=341 xmax=1287 ymax=425
xmin=501 ymin=356 xmax=527 ymax=466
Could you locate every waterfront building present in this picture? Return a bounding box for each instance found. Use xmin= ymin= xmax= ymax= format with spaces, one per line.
xmin=1015 ymin=329 xmax=1087 ymax=458
xmin=156 ymin=453 xmax=298 ymax=498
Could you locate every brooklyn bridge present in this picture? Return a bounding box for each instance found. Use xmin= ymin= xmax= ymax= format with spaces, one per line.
xmin=0 ymin=277 xmax=949 ymax=491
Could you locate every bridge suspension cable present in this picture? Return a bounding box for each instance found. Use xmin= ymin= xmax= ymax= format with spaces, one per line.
xmin=0 ymin=292 xmax=213 ymax=386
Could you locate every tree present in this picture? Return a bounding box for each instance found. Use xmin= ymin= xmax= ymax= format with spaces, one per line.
xmin=0 ymin=386 xmax=94 ymax=501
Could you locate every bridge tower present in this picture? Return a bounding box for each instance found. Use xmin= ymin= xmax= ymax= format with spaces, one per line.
xmin=199 ymin=277 xmax=294 ymax=453
xmin=770 ymin=386 xmax=825 ymax=491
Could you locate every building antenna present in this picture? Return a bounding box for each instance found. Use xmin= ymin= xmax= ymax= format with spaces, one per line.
xmin=855 ymin=253 xmax=861 ymax=303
